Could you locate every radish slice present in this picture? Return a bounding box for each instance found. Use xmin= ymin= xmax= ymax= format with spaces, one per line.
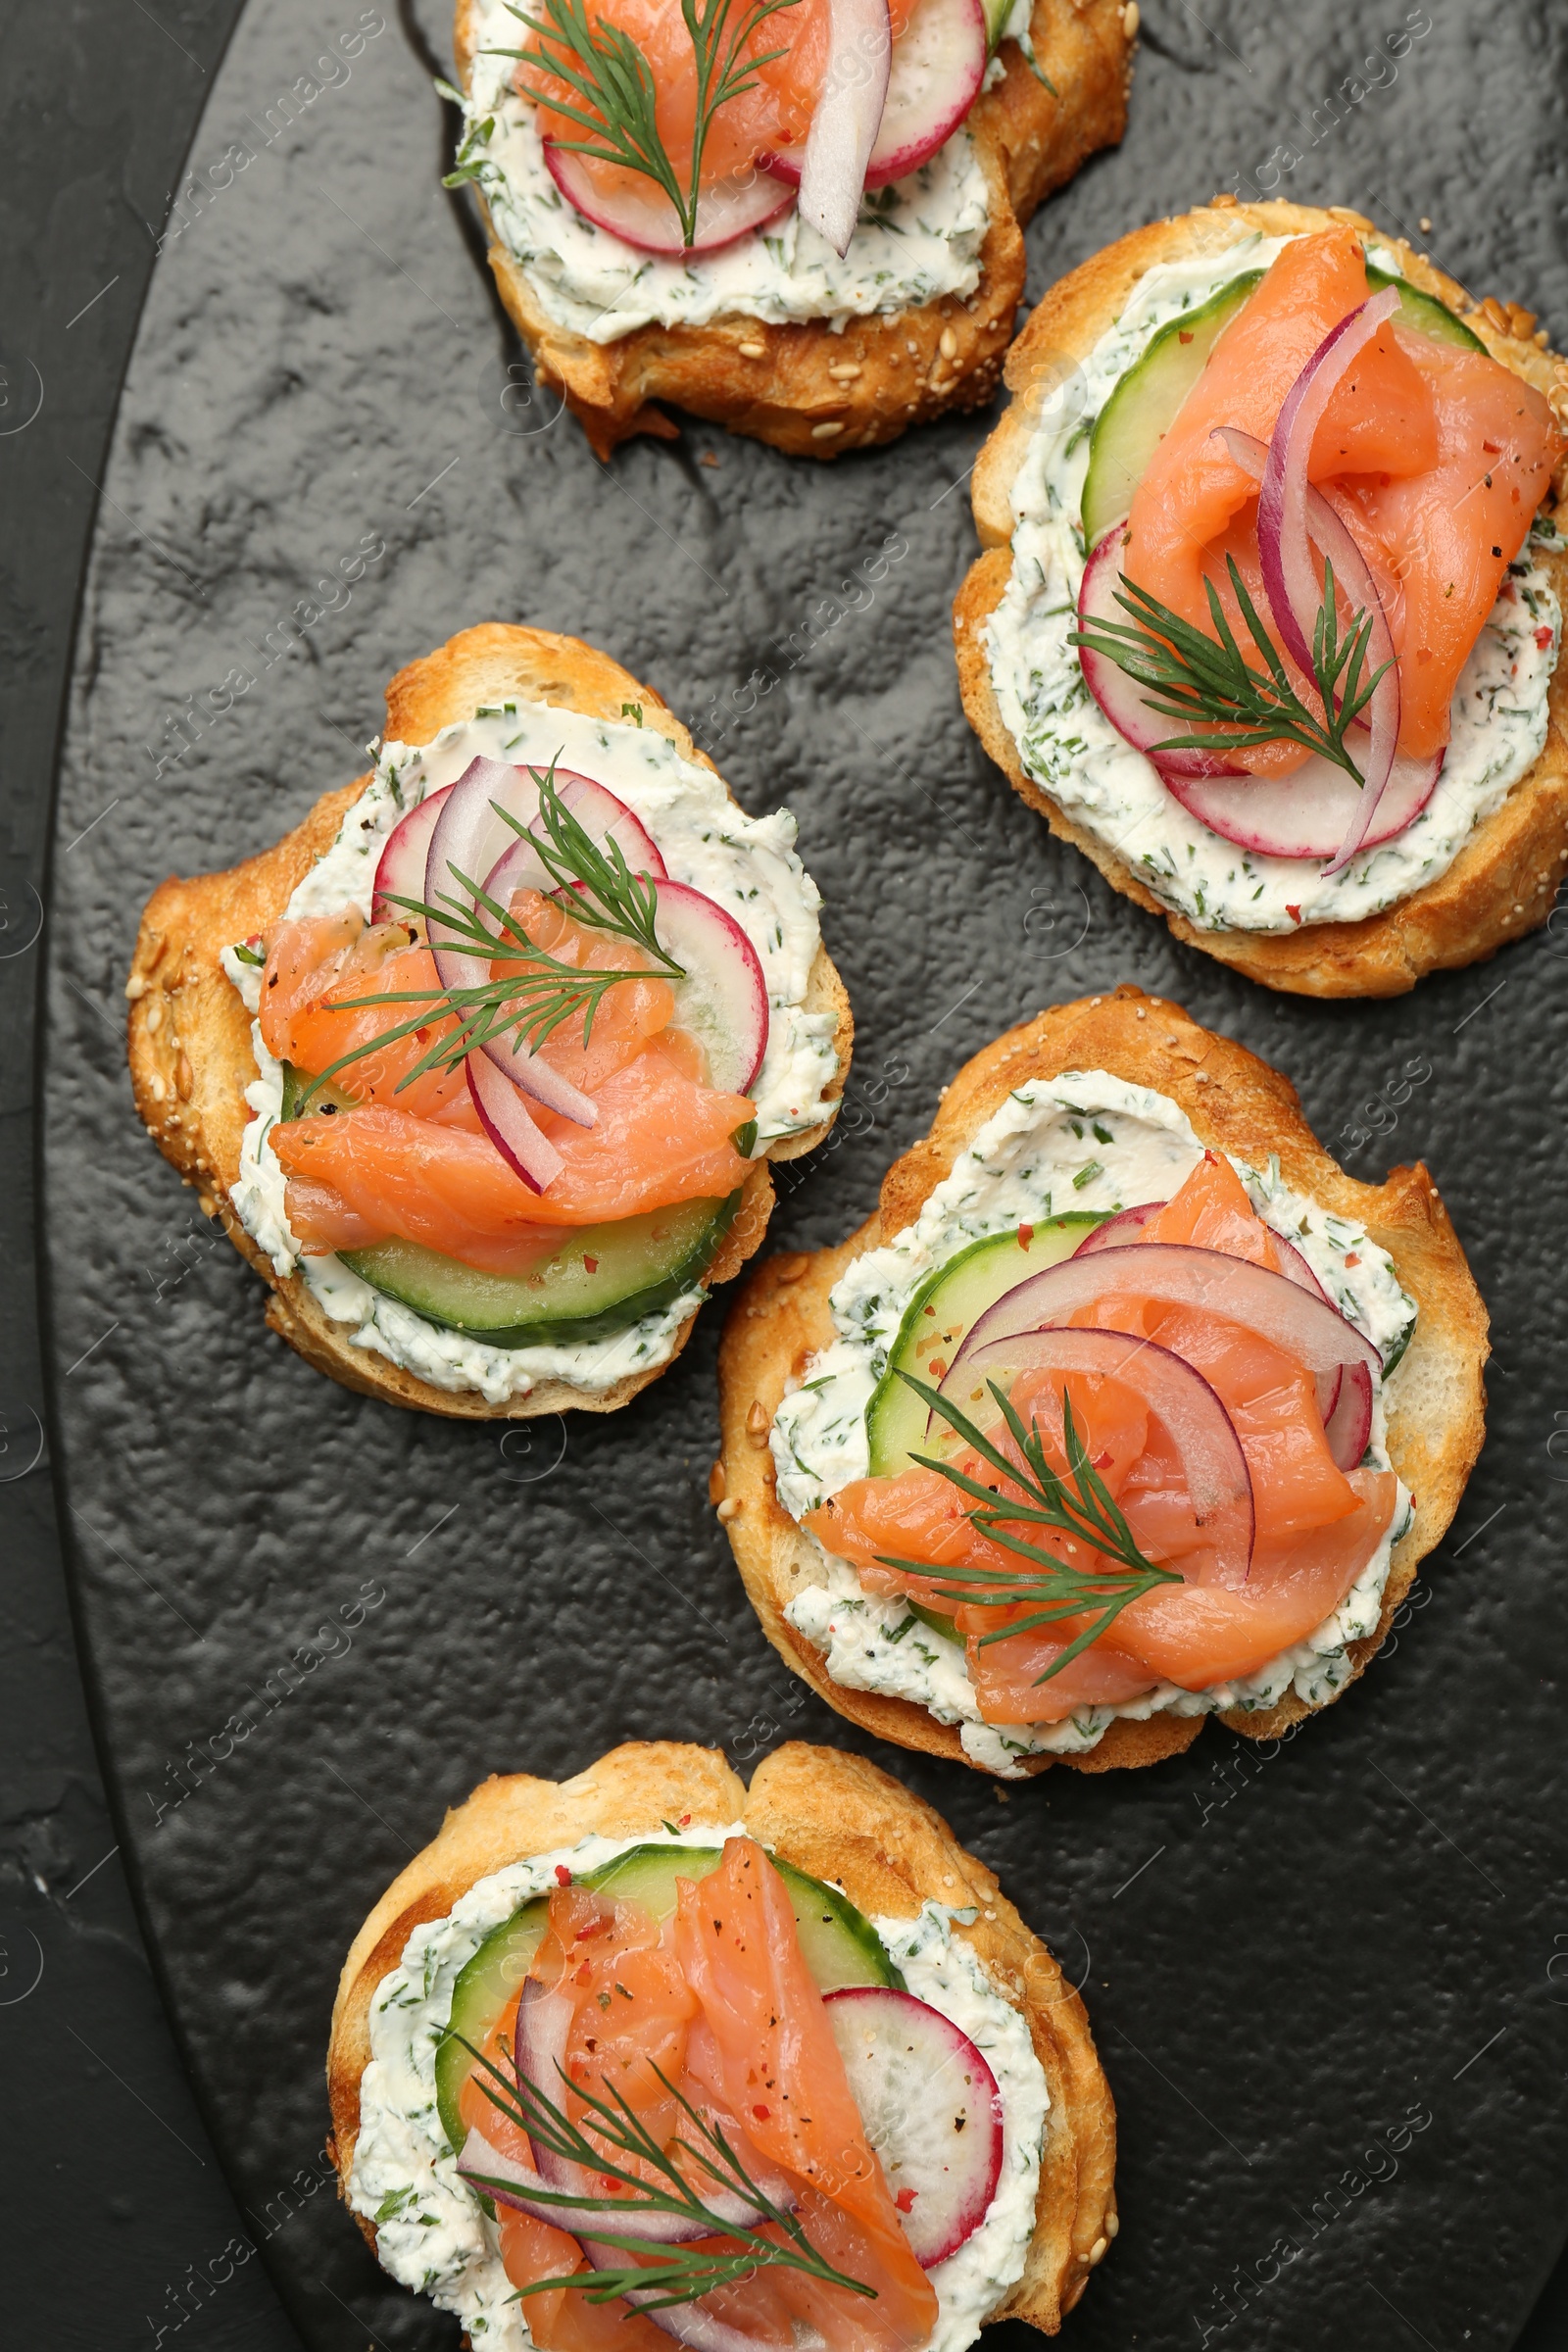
xmin=1160 ymin=744 xmax=1443 ymax=860
xmin=823 ymin=1987 xmax=1003 ymax=2267
xmin=1077 ymin=529 xmax=1247 ymax=778
xmin=942 ymin=1325 xmax=1254 ymax=1580
xmin=543 ymin=144 xmax=795 ymax=256
xmin=796 ymin=0 xmax=892 ymax=255
xmin=1071 ymin=1200 xmax=1165 ymax=1253
xmin=651 ymin=879 xmax=768 ymax=1098
xmin=765 ymin=0 xmax=987 ymax=193
xmin=1242 ymin=295 xmax=1405 ymax=871
xmin=947 ymin=1243 xmax=1383 ymax=1393
xmin=466 ymin=1053 xmax=564 ymax=1195
xmin=372 ymin=783 xmax=455 ymax=925
xmin=1324 ymin=1359 xmax=1373 ymax=1471
xmin=481 ymin=771 xmax=666 ymax=908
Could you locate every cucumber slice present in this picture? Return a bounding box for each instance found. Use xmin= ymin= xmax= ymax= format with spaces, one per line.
xmin=1080 ymin=261 xmax=1484 ymax=551
xmin=1081 ymin=271 xmax=1262 ymax=549
xmin=434 ymin=1895 xmax=550 ymax=2161
xmin=277 ymin=1062 xmax=738 ymax=1348
xmin=866 ymin=1215 xmax=1104 ymax=1476
xmin=434 ymin=1842 xmax=903 ymax=2160
xmin=1364 ymin=264 xmax=1485 ymax=353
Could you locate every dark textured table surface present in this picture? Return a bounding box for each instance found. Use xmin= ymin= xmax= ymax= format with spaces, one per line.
xmin=8 ymin=2 xmax=1568 ymax=2347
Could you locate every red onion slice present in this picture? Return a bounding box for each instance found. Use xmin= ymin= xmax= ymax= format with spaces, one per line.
xmin=945 ymin=1243 xmax=1383 ymax=1395
xmin=798 ymin=0 xmax=893 ymax=256
xmin=1232 ymin=292 xmax=1405 ymax=871
xmin=1323 ymin=1359 xmax=1374 ymax=1471
xmin=940 ymin=1325 xmax=1254 ymax=1576
xmin=481 ymin=771 xmax=666 ymax=910
xmin=466 ymin=1054 xmax=563 ymax=1195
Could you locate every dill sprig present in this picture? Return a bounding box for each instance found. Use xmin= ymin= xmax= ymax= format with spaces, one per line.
xmin=1069 ymin=557 xmax=1391 ymax=785
xmin=492 ymin=0 xmax=795 ymax=252
xmin=875 ymin=1375 xmax=1182 ymax=1686
xmin=451 ymin=2033 xmax=875 ymax=2311
xmin=295 ymin=765 xmax=678 ymax=1110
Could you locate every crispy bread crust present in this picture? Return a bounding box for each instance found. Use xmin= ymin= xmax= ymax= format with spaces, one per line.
xmin=325 ymin=1740 xmax=1118 ymax=2333
xmin=126 ymin=624 xmax=853 ymax=1419
xmin=454 ymin=0 xmax=1134 ymax=460
xmin=955 ymin=197 xmax=1568 ymax=996
xmin=716 ymin=985 xmax=1489 ymax=1774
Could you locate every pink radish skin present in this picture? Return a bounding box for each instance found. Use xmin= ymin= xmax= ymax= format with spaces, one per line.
xmin=372 ymin=783 xmax=456 ymax=925
xmin=1161 ymin=744 xmax=1443 ymax=860
xmin=823 ymin=1986 xmax=1004 ymax=2267
xmin=765 ymin=0 xmax=987 ymax=194
xmin=650 ymin=879 xmax=769 ymax=1099
xmin=947 ymin=1325 xmax=1254 ymax=1580
xmin=543 ymin=145 xmax=794 ymax=256
xmin=1077 ymin=530 xmax=1246 ymax=778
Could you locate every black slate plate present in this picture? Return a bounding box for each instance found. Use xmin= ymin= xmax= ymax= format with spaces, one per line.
xmin=38 ymin=2 xmax=1568 ymax=2347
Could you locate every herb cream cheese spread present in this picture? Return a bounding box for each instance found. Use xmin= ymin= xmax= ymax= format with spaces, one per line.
xmin=223 ymin=700 xmax=838 ymax=1403
xmin=450 ymin=0 xmax=1025 ymax=342
xmin=772 ymin=1071 xmax=1416 ymax=1775
xmin=347 ymin=1823 xmax=1048 ymax=2352
xmin=984 ymin=233 xmax=1562 ymax=933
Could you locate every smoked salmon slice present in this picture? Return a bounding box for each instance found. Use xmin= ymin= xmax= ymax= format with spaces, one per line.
xmin=1122 ymin=227 xmax=1563 ymax=772
xmin=808 ymin=1153 xmax=1396 ymax=1715
xmin=261 ymin=893 xmax=754 ymax=1268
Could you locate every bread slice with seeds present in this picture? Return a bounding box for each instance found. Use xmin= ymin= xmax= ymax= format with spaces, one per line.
xmin=955 ymin=196 xmax=1568 ymax=996
xmin=715 ymin=985 xmax=1487 ymax=1772
xmin=327 ymin=1738 xmax=1118 ymax=2332
xmin=454 ymin=0 xmax=1135 ymax=461
xmin=126 ymin=623 xmax=851 ymax=1421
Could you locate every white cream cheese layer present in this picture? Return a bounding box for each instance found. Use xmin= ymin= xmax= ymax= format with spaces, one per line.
xmin=347 ymin=1828 xmax=1048 ymax=2352
xmin=453 ymin=0 xmax=992 ymax=342
xmin=772 ymin=1071 xmax=1416 ymax=1776
xmin=984 ymin=231 xmax=1562 ymax=933
xmin=222 ymin=700 xmax=838 ymax=1402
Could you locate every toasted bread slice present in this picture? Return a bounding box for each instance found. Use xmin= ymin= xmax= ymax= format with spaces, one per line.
xmin=126 ymin=623 xmax=852 ymax=1421
xmin=455 ymin=0 xmax=1134 ymax=461
xmin=955 ymin=197 xmax=1568 ymax=996
xmin=716 ymin=985 xmax=1488 ymax=1773
xmin=326 ymin=1738 xmax=1117 ymax=2333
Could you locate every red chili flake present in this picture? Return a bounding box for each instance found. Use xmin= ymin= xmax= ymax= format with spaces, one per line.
xmin=895 ymin=2187 xmax=918 ymax=2213
xmin=555 ymin=1864 xmax=573 ymax=1886
xmin=1537 ymin=625 xmax=1554 ymax=651
xmin=678 ymin=1812 xmax=691 ymax=1827
xmin=1285 ymin=905 xmax=1302 ymax=923
xmin=1345 ymin=1251 xmax=1360 ymax=1267
xmin=927 ymin=1357 xmax=948 ymax=1378
xmin=753 ymin=2103 xmax=770 ymax=2121
xmin=583 ymin=1255 xmax=599 ymax=1273
xmin=1483 ymin=439 xmax=1502 ymax=454
xmin=1017 ymin=1221 xmax=1034 ymax=1249
xmin=1178 ymin=329 xmax=1194 ymax=345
